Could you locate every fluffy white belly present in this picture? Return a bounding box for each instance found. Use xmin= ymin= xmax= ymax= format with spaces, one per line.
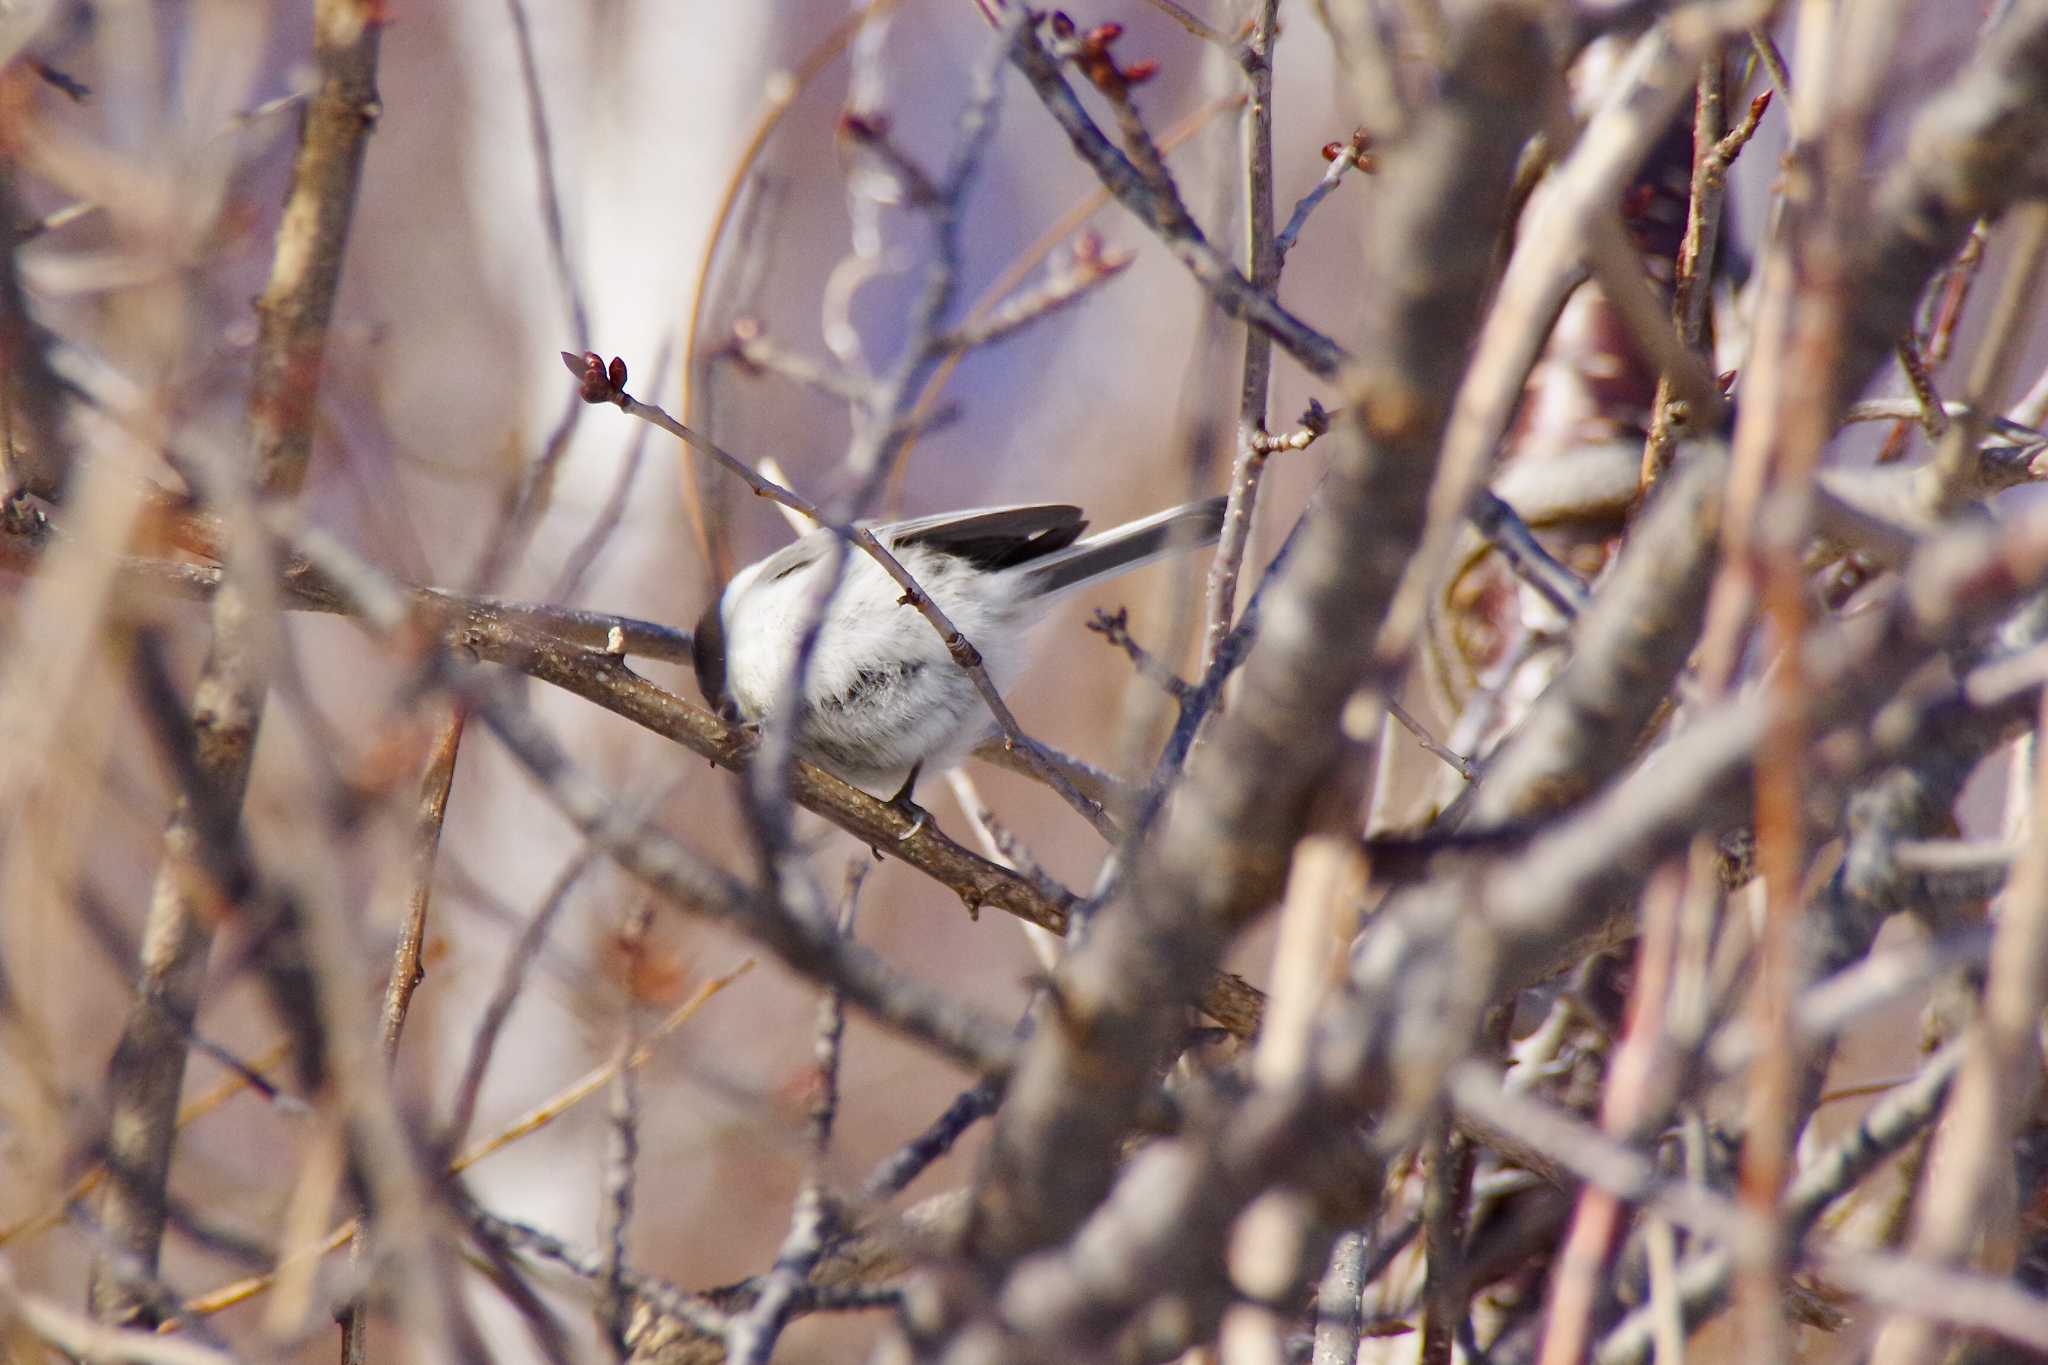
xmin=722 ymin=546 xmax=1030 ymax=789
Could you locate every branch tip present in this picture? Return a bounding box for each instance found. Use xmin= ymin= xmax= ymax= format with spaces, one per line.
xmin=562 ymin=350 xmax=629 ymax=405
xmin=1321 ymin=127 xmax=1376 ymax=171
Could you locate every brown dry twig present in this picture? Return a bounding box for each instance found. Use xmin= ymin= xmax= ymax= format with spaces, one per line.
xmin=1641 ymin=80 xmax=1773 ymax=486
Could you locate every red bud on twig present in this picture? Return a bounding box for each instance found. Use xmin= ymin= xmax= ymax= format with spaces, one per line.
xmin=837 ymin=110 xmax=890 ymax=142
xmin=562 ymin=350 xmax=628 ymax=405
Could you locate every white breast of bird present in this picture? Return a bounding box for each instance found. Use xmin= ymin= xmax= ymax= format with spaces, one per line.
xmin=717 ymin=531 xmax=1037 ymax=789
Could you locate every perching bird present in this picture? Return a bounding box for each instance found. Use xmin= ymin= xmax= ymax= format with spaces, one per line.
xmin=692 ymin=497 xmax=1225 ymax=801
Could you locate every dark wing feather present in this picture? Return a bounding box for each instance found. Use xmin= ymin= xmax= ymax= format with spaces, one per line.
xmin=1023 ymin=496 xmax=1224 ymax=595
xmin=883 ymin=504 xmax=1088 ymax=572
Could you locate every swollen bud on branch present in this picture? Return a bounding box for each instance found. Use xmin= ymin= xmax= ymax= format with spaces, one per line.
xmin=560 ymin=350 xmax=629 ymax=405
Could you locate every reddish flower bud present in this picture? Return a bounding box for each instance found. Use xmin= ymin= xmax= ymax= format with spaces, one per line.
xmin=1122 ymin=57 xmax=1159 ymax=84
xmin=1085 ymin=20 xmax=1122 ymax=44
xmin=1322 ymin=130 xmax=1376 ymax=168
xmin=837 ymin=109 xmax=889 ymax=141
xmin=563 ymin=351 xmax=597 ymax=401
xmin=561 ymin=350 xmax=627 ymax=404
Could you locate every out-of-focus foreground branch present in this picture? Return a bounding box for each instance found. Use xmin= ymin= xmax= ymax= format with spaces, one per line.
xmin=87 ymin=0 xmax=384 ymax=1330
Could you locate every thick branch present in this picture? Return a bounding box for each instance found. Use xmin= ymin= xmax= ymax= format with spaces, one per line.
xmin=965 ymin=0 xmax=1550 ymax=1286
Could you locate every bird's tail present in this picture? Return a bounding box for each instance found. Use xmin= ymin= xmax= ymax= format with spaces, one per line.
xmin=1020 ymin=496 xmax=1226 ymax=597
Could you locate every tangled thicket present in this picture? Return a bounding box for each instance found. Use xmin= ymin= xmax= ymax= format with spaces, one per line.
xmin=5 ymin=1 xmax=2048 ymax=1363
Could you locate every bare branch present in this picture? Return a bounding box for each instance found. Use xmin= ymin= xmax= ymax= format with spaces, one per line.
xmin=964 ymin=0 xmax=1551 ymax=1293
xmin=996 ymin=7 xmax=1347 ymax=377
xmin=90 ymin=0 xmax=384 ymax=1323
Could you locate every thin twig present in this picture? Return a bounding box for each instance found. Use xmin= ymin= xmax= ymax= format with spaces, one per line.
xmin=1274 ymin=130 xmax=1374 ymax=266
xmin=504 ymin=0 xmax=588 ymax=348
xmin=1089 ymin=606 xmax=1192 ymax=702
xmin=600 ymin=899 xmax=655 ymax=1351
xmin=1385 ymin=697 xmax=1474 ymax=782
xmin=723 ymin=864 xmax=867 ymax=1365
xmin=1840 ymin=396 xmax=2046 ymax=441
xmin=725 ymin=322 xmax=879 ymax=407
xmin=1136 ymin=0 xmax=1230 ymax=46
xmin=995 ymin=6 xmax=1347 ymax=377
xmin=931 ymin=238 xmax=1133 ymax=353
xmin=1878 ymin=221 xmax=1993 ymax=463
xmin=1894 ymin=338 xmax=1951 ymax=439
xmin=466 ymin=1201 xmax=732 ymax=1339
xmin=1200 ymin=0 xmax=1280 ymax=672
xmin=1748 ymin=25 xmax=1791 ymax=112
xmin=1641 ymin=75 xmax=1772 ymax=487
xmin=378 ymin=706 xmax=466 ymax=1061
xmin=861 ymin=1084 xmax=1002 ymax=1205
xmin=1533 ymin=860 xmax=1686 ymax=1365
xmin=178 ymin=964 xmax=756 ymax=1322
xmin=1704 ymin=8 xmax=1860 ymax=1350
xmin=1468 ymin=489 xmax=1592 ymax=620
xmin=945 ymin=768 xmax=1073 ymax=965
xmin=339 ymin=703 xmax=467 ymax=1362
xmin=1926 ymin=205 xmax=2048 ymax=512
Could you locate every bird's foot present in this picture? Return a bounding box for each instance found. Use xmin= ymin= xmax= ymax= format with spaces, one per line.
xmin=888 ymin=763 xmax=928 ymax=843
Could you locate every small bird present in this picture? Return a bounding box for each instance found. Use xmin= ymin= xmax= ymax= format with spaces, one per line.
xmin=692 ymin=497 xmax=1226 ymax=803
